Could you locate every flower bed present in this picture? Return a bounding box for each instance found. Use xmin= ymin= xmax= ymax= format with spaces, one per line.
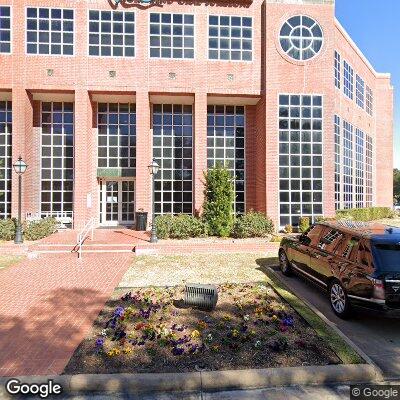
xmin=64 ymin=283 xmax=340 ymax=374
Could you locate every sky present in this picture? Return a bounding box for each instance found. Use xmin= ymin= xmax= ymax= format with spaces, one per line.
xmin=335 ymin=0 xmax=399 ymax=169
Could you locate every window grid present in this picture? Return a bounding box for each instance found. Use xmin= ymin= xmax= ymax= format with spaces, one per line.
xmin=334 ymin=115 xmax=341 ymax=210
xmin=207 ymin=105 xmax=246 ymax=214
xmin=0 ymin=6 xmax=11 ymax=53
xmin=279 ymin=94 xmax=323 ymax=228
xmin=89 ymin=10 xmax=134 ymax=57
xmin=153 ymin=104 xmax=193 ymax=215
xmin=0 ymin=101 xmax=12 ymax=218
xmin=40 ymin=102 xmax=74 ymax=214
xmin=149 ymin=13 xmax=194 ymax=59
xmin=355 ymin=128 xmax=364 ymax=208
xmin=279 ymin=15 xmax=323 ymax=61
xmin=97 ymin=103 xmax=136 ymax=173
xmin=343 ymin=120 xmax=353 ymax=209
xmin=365 ymin=135 xmax=373 ymax=207
xmin=343 ymin=61 xmax=354 ymax=100
xmin=26 ymin=7 xmax=74 ymax=55
xmin=366 ymin=86 xmax=373 ymax=116
xmin=208 ymin=15 xmax=252 ymax=61
xmin=356 ymin=74 xmax=365 ymax=109
xmin=334 ymin=51 xmax=341 ymax=89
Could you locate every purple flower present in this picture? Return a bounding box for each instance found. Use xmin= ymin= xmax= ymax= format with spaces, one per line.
xmin=114 ymin=307 xmax=124 ymax=317
xmin=95 ymin=338 xmax=105 ymax=347
xmin=282 ymin=316 xmax=294 ymax=327
xmin=172 ymin=346 xmax=185 ymax=356
xmin=188 ymin=345 xmax=199 ymax=354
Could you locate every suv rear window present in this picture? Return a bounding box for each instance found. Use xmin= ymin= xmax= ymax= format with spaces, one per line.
xmin=373 ymin=243 xmax=400 ymax=272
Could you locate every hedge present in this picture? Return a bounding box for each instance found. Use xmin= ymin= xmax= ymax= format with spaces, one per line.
xmin=232 ymin=211 xmax=274 ymax=238
xmin=336 ymin=207 xmax=395 ymax=222
xmin=23 ymin=217 xmax=58 ymax=241
xmin=155 ymin=214 xmax=208 ymax=239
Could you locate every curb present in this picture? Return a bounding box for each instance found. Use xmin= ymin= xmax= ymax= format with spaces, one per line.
xmin=266 ymin=266 xmax=384 ymax=380
xmin=0 ymin=364 xmax=379 ymax=395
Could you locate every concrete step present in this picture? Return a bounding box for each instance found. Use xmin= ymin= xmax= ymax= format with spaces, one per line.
xmin=29 ymin=242 xmax=135 ymax=254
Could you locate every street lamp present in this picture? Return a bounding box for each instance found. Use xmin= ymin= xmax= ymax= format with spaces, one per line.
xmin=147 ymin=158 xmax=160 ymax=243
xmin=13 ymin=156 xmax=28 ymax=244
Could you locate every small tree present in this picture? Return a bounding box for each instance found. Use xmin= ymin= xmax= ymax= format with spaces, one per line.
xmin=203 ymin=164 xmax=235 ymax=237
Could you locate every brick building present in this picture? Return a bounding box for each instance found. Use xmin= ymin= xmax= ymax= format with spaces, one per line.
xmin=0 ymin=0 xmax=394 ymax=230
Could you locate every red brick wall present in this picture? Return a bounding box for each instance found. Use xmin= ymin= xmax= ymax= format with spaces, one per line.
xmin=0 ymin=0 xmax=393 ymax=229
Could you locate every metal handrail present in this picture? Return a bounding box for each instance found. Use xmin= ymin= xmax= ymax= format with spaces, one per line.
xmin=77 ymin=218 xmax=95 ymax=259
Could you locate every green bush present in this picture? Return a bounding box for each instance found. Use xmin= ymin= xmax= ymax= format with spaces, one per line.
xmin=155 ymin=214 xmax=208 ymax=239
xmin=299 ymin=217 xmax=310 ymax=233
xmin=202 ymin=165 xmax=235 ymax=237
xmin=154 ymin=214 xmax=174 ymax=239
xmin=23 ymin=217 xmax=58 ymax=241
xmin=336 ymin=207 xmax=395 ymax=222
xmin=232 ymin=211 xmax=274 ymax=238
xmin=284 ymin=224 xmax=293 ymax=234
xmin=0 ymin=218 xmax=16 ymax=241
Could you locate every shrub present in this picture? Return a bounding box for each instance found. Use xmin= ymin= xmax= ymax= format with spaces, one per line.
xmin=23 ymin=217 xmax=58 ymax=241
xmin=336 ymin=207 xmax=394 ymax=222
xmin=154 ymin=214 xmax=174 ymax=239
xmin=232 ymin=211 xmax=274 ymax=238
xmin=0 ymin=218 xmax=16 ymax=241
xmin=155 ymin=214 xmax=208 ymax=239
xmin=284 ymin=224 xmax=293 ymax=234
xmin=299 ymin=217 xmax=310 ymax=233
xmin=202 ymin=165 xmax=235 ymax=237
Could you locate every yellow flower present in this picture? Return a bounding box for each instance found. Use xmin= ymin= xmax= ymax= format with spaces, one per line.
xmin=197 ymin=321 xmax=207 ymax=330
xmin=223 ymin=315 xmax=231 ymax=322
xmin=191 ymin=330 xmax=201 ymax=339
xmin=123 ymin=347 xmax=132 ymax=354
xmin=271 ymin=315 xmax=278 ymax=321
xmin=232 ymin=329 xmax=239 ymax=338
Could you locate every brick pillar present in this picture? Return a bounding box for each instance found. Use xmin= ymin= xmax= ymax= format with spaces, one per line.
xmin=245 ymin=105 xmax=257 ymax=211
xmin=11 ymin=88 xmax=33 ymax=220
xmin=193 ymin=92 xmax=207 ymax=216
xmin=73 ymin=89 xmax=91 ymax=229
xmin=135 ymin=90 xmax=152 ymax=227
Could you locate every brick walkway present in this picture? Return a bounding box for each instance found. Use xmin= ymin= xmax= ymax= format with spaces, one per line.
xmin=0 ymin=253 xmax=132 ymax=377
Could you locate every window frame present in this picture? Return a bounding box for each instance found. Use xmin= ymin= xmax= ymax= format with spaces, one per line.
xmin=208 ymin=14 xmax=253 ymax=63
xmin=334 ymin=51 xmax=341 ymax=89
xmin=148 ymin=12 xmax=195 ymax=60
xmin=0 ymin=5 xmax=12 ymax=54
xmin=343 ymin=60 xmax=354 ymax=100
xmin=87 ymin=9 xmax=135 ymax=58
xmin=25 ymin=6 xmax=75 ymax=57
xmin=355 ymin=74 xmax=365 ymax=109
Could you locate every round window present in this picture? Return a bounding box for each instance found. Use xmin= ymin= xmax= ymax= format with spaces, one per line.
xmin=279 ymin=15 xmax=323 ymax=61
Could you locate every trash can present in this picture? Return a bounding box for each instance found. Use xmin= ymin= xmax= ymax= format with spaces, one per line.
xmin=135 ymin=211 xmax=148 ymax=231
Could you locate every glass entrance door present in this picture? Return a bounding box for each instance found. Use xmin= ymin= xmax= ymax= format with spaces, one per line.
xmin=99 ymin=180 xmax=135 ymax=226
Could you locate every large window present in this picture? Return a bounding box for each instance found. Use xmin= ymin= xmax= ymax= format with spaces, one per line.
xmin=366 ymin=86 xmax=373 ymax=116
xmin=355 ymin=128 xmax=364 ymax=208
xmin=149 ymin=13 xmax=194 ymax=59
xmin=89 ymin=10 xmax=134 ymax=57
xmin=97 ymin=103 xmax=136 ymax=174
xmin=26 ymin=7 xmax=74 ymax=55
xmin=41 ymin=102 xmax=74 ymax=214
xmin=279 ymin=94 xmax=323 ymax=227
xmin=208 ymin=15 xmax=252 ymax=61
xmin=279 ymin=15 xmax=323 ymax=61
xmin=334 ymin=51 xmax=341 ymax=89
xmin=365 ymin=135 xmax=373 ymax=207
xmin=207 ymin=105 xmax=245 ymax=213
xmin=153 ymin=104 xmax=193 ymax=215
xmin=356 ymin=74 xmax=365 ymax=109
xmin=343 ymin=120 xmax=353 ymax=209
xmin=0 ymin=101 xmax=11 ymax=218
xmin=343 ymin=61 xmax=354 ymax=100
xmin=0 ymin=6 xmax=11 ymax=53
xmin=334 ymin=115 xmax=341 ymax=210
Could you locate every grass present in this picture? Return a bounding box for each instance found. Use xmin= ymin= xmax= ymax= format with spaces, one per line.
xmin=0 ymin=255 xmax=23 ymax=271
xmin=259 ymin=266 xmax=364 ymax=365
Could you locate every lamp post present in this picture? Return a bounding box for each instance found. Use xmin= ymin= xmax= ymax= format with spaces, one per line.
xmin=147 ymin=158 xmax=160 ymax=243
xmin=13 ymin=156 xmax=28 ymax=244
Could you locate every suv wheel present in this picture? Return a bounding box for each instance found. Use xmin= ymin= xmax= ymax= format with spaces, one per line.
xmin=329 ymin=280 xmax=351 ymax=319
xmin=279 ymin=250 xmax=292 ymax=276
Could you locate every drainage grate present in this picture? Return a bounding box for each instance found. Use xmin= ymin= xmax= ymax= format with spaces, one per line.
xmin=184 ymin=284 xmax=218 ymax=310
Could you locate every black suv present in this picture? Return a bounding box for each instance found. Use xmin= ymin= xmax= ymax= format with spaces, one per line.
xmin=279 ymin=221 xmax=400 ymax=318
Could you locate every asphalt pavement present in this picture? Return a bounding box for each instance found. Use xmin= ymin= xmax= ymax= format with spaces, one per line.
xmin=269 ymin=265 xmax=400 ymax=380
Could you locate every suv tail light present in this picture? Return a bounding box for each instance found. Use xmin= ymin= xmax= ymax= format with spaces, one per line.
xmin=367 ymin=276 xmax=385 ymax=300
